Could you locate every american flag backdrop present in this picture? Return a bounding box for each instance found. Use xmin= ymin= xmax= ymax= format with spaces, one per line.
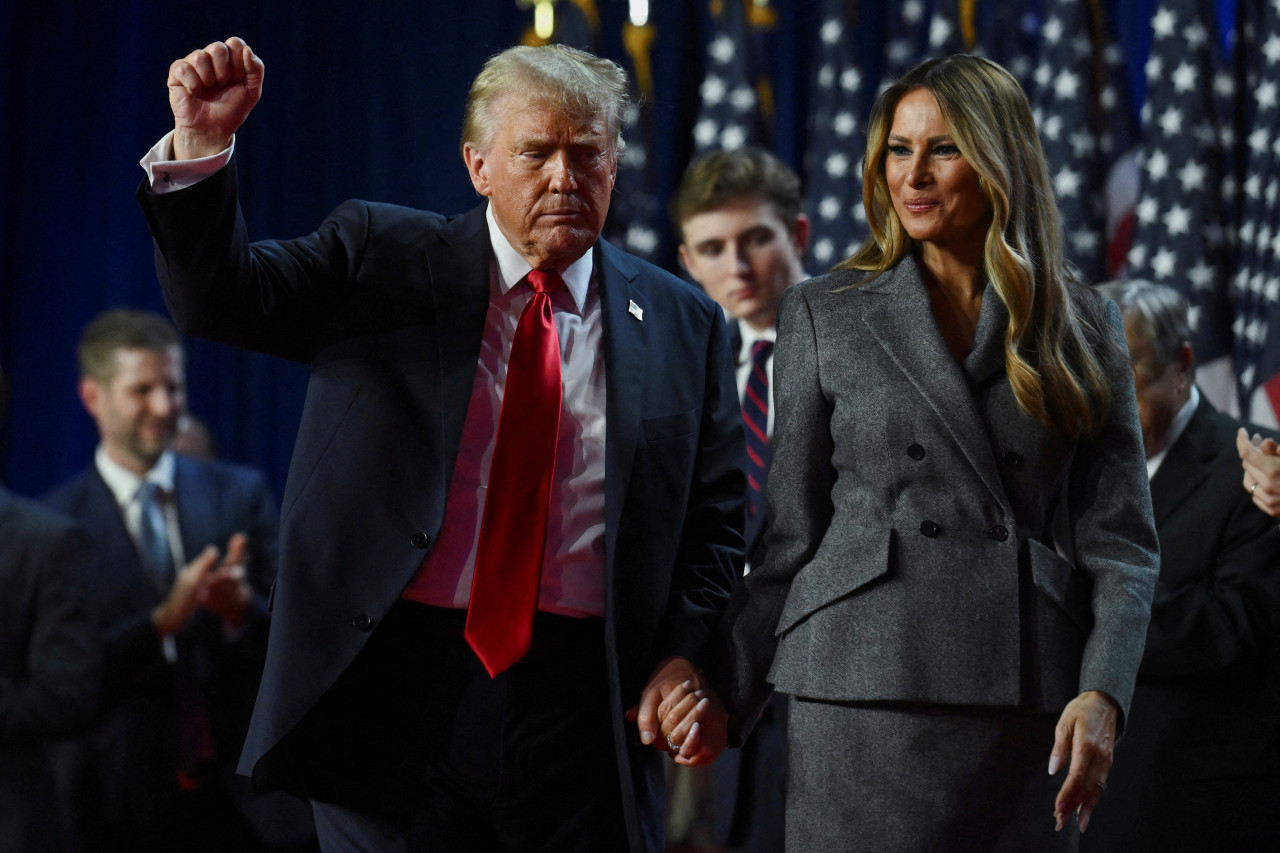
xmin=691 ymin=0 xmax=767 ymax=156
xmin=803 ymin=0 xmax=868 ymax=271
xmin=1123 ymin=0 xmax=1280 ymax=420
xmin=1234 ymin=0 xmax=1280 ymax=424
xmin=880 ymin=0 xmax=966 ymax=88
xmin=1029 ymin=0 xmax=1138 ymax=284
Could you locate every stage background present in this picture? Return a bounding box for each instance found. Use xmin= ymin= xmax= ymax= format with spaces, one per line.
xmin=0 ymin=0 xmax=1248 ymax=503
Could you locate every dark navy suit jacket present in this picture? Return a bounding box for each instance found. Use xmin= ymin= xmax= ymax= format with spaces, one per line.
xmin=0 ymin=488 xmax=98 ymax=853
xmin=137 ymin=159 xmax=746 ymax=853
xmin=45 ymin=454 xmax=308 ymax=847
xmin=1083 ymin=397 xmax=1280 ymax=850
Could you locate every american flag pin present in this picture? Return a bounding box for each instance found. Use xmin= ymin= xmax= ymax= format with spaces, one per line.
xmin=628 ymin=300 xmax=644 ymax=321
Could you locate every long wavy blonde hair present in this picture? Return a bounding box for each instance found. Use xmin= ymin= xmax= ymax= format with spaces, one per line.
xmin=840 ymin=54 xmax=1112 ymax=440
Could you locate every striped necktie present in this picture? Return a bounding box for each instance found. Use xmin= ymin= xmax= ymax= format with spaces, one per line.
xmin=743 ymin=339 xmax=773 ymax=519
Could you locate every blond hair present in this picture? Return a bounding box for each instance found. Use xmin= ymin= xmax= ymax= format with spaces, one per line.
xmin=841 ymin=54 xmax=1112 ymax=440
xmin=461 ymin=44 xmax=630 ymax=156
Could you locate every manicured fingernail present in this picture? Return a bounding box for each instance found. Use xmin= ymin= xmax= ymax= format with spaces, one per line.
xmin=693 ymin=689 xmax=706 ymax=699
xmin=686 ymin=722 xmax=700 ymax=750
xmin=641 ymin=730 xmax=653 ymax=745
xmin=682 ymin=680 xmax=695 ymax=690
xmin=1079 ymin=807 xmax=1091 ymax=833
xmin=696 ymin=697 xmax=710 ymax=712
xmin=1048 ymin=755 xmax=1062 ymax=775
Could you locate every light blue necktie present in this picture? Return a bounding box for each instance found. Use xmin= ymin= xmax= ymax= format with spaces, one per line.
xmin=138 ymin=481 xmax=175 ymax=591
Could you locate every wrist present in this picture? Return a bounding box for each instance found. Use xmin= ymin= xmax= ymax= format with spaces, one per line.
xmin=172 ymin=126 xmax=231 ymax=161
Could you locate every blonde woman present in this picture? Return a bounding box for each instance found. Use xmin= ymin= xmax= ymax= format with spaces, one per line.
xmin=722 ymin=55 xmax=1159 ymax=850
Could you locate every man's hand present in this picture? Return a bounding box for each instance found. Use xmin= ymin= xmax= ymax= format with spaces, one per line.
xmin=151 ymin=544 xmax=220 ymax=637
xmin=197 ymin=532 xmax=253 ymax=628
xmin=1049 ymin=690 xmax=1118 ymax=833
xmin=168 ymin=36 xmax=264 ymax=160
xmin=1237 ymin=427 xmax=1280 ymax=518
xmin=626 ymin=657 xmax=729 ymax=767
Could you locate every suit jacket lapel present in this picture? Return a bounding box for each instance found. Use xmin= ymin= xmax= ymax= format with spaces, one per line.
xmin=598 ymin=241 xmax=647 ymax=567
xmin=175 ymin=456 xmax=216 ymax=562
xmin=1150 ymin=397 xmax=1215 ymax=525
xmin=83 ymin=468 xmax=157 ymax=603
xmin=425 ymin=204 xmax=494 ymax=485
xmin=860 ymin=257 xmax=1010 ymax=512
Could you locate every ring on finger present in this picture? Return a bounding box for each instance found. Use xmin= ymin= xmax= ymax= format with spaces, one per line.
xmin=1252 ymin=482 xmax=1258 ymax=494
xmin=1093 ymin=780 xmax=1107 ymax=790
xmin=666 ymin=732 xmax=680 ymax=753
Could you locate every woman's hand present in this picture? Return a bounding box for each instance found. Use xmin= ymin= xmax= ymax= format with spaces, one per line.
xmin=1048 ymin=690 xmax=1118 ymax=833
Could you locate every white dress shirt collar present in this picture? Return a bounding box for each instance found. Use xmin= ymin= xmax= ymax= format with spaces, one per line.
xmin=485 ymin=203 xmax=592 ymax=313
xmin=1147 ymin=385 xmax=1200 ymax=479
xmin=95 ymin=446 xmax=176 ymax=508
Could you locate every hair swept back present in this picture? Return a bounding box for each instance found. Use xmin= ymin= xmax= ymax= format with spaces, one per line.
xmin=76 ymin=308 xmax=181 ymax=382
xmin=670 ymin=147 xmax=803 ymax=241
xmin=460 ymin=44 xmax=630 ymax=158
xmin=839 ymin=54 xmax=1112 ymax=440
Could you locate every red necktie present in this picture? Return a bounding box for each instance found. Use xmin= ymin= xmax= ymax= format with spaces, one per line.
xmin=465 ymin=269 xmax=565 ymax=677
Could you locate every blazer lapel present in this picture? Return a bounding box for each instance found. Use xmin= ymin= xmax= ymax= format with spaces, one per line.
xmin=860 ymin=257 xmax=1010 ymax=512
xmin=174 ymin=456 xmax=217 ymax=561
xmin=1150 ymin=397 xmax=1215 ymax=525
xmin=597 ymin=241 xmax=647 ymax=567
xmin=83 ymin=469 xmax=158 ymax=603
xmin=425 ymin=205 xmax=494 ymax=480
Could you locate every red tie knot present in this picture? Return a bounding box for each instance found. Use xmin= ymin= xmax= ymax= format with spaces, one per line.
xmin=527 ymin=269 xmax=566 ymax=295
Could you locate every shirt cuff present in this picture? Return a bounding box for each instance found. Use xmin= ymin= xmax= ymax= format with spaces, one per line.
xmin=140 ymin=130 xmax=235 ymax=194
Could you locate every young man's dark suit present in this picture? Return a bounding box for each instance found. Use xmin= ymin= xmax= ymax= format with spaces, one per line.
xmin=137 ymin=159 xmax=746 ymax=852
xmin=1083 ymin=396 xmax=1280 ymax=850
xmin=45 ymin=453 xmax=312 ymax=851
xmin=0 ymin=487 xmax=98 ymax=853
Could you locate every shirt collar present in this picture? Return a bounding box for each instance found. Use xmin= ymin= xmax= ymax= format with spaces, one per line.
xmin=738 ymin=321 xmax=778 ymax=351
xmin=485 ymin=203 xmax=592 ymax=313
xmin=95 ymin=445 xmax=176 ymax=507
xmin=1146 ymin=385 xmax=1199 ymax=479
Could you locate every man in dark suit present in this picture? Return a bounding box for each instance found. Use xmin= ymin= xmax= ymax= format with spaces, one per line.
xmin=44 ymin=310 xmax=314 ymax=852
xmin=137 ymin=37 xmax=744 ymax=851
xmin=0 ymin=365 xmax=100 ymax=853
xmin=669 ymin=148 xmax=809 ymax=852
xmin=1083 ymin=280 xmax=1280 ymax=850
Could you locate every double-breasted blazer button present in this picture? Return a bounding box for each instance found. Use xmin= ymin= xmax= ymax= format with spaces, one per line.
xmin=352 ymin=614 xmax=375 ymax=632
xmin=988 ymin=524 xmax=1009 ymax=542
xmin=919 ymin=519 xmax=940 ymax=537
xmin=1003 ymin=451 xmax=1023 ymax=470
xmin=907 ymin=443 xmax=926 ymax=461
xmin=410 ymin=531 xmax=432 ymax=549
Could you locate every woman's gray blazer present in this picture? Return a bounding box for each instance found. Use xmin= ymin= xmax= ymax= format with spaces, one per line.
xmin=727 ymin=256 xmax=1160 ymax=731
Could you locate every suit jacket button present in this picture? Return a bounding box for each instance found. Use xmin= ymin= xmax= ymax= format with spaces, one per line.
xmin=410 ymin=532 xmax=432 ymax=549
xmin=919 ymin=519 xmax=940 ymax=537
xmin=988 ymin=524 xmax=1009 ymax=542
xmin=907 ymin=443 xmax=926 ymax=461
xmin=1003 ymin=451 xmax=1022 ymax=470
xmin=352 ymin=614 xmax=375 ymax=632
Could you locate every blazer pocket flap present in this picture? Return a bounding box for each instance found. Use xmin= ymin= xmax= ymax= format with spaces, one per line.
xmin=775 ymin=527 xmax=891 ymax=635
xmin=1028 ymin=538 xmax=1073 ymax=604
xmin=642 ymin=410 xmax=697 ymax=442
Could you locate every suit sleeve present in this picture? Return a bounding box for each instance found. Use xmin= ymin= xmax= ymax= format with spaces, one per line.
xmin=650 ymin=307 xmax=748 ymax=670
xmin=724 ymin=286 xmax=836 ymax=736
xmin=0 ymin=520 xmax=101 ymax=742
xmin=1142 ymin=477 xmax=1280 ymax=678
xmin=1067 ymin=299 xmax=1161 ymax=720
xmin=137 ymin=157 xmax=373 ymax=362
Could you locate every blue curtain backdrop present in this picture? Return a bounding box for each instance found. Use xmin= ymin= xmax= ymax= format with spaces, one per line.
xmin=1 ymin=0 xmax=1169 ymax=500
